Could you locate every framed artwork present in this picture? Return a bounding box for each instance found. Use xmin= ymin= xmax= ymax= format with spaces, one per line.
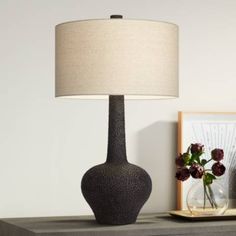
xmin=177 ymin=112 xmax=236 ymax=210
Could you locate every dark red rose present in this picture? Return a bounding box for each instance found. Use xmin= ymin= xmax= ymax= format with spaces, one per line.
xmin=191 ymin=143 xmax=204 ymax=154
xmin=175 ymin=167 xmax=190 ymax=181
xmin=175 ymin=154 xmax=185 ymax=167
xmin=211 ymin=148 xmax=224 ymax=161
xmin=189 ymin=163 xmax=204 ymax=178
xmin=212 ymin=162 xmax=226 ymax=176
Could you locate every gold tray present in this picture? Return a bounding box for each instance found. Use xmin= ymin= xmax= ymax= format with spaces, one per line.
xmin=169 ymin=209 xmax=236 ymax=221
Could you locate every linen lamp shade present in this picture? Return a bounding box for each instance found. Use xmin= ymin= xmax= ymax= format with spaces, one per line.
xmin=55 ymin=19 xmax=178 ymax=99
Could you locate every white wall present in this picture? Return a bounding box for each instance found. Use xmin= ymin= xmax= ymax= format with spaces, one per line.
xmin=0 ymin=0 xmax=236 ymax=217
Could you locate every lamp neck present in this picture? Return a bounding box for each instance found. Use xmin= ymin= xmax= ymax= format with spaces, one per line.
xmin=106 ymin=95 xmax=127 ymax=164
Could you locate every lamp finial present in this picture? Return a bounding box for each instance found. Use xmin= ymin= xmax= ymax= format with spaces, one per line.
xmin=110 ymin=15 xmax=123 ymax=19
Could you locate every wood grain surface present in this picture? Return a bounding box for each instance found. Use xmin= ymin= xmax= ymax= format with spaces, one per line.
xmin=1 ymin=213 xmax=236 ymax=236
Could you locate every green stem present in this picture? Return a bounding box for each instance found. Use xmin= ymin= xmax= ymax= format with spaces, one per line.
xmin=207 ymin=185 xmax=218 ymax=209
xmin=205 ymin=184 xmax=214 ymax=208
xmin=203 ymin=181 xmax=206 ymax=209
xmin=202 ymin=176 xmax=214 ymax=209
xmin=205 ymin=158 xmax=213 ymax=164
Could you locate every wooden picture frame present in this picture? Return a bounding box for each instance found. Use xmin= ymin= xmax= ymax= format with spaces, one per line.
xmin=177 ymin=112 xmax=236 ymax=210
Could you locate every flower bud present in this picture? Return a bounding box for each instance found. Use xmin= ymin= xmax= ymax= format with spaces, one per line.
xmin=175 ymin=154 xmax=185 ymax=167
xmin=189 ymin=163 xmax=204 ymax=178
xmin=211 ymin=148 xmax=224 ymax=161
xmin=191 ymin=143 xmax=204 ymax=154
xmin=175 ymin=168 xmax=190 ymax=181
xmin=212 ymin=162 xmax=226 ymax=176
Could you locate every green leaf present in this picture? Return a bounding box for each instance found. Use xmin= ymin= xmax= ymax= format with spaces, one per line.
xmin=204 ymin=173 xmax=216 ymax=185
xmin=190 ymin=153 xmax=202 ymax=164
xmin=207 ymin=173 xmax=216 ymax=180
xmin=183 ymin=153 xmax=191 ymax=165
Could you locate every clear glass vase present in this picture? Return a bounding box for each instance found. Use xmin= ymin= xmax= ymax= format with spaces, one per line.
xmin=187 ymin=180 xmax=228 ymax=216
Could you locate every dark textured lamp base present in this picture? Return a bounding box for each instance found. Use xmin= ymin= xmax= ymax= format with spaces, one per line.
xmin=81 ymin=95 xmax=152 ymax=225
xmin=81 ymin=161 xmax=152 ymax=225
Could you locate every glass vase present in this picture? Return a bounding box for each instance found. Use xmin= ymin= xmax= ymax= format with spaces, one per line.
xmin=187 ymin=180 xmax=228 ymax=216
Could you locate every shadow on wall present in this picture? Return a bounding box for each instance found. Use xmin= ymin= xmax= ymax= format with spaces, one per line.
xmin=229 ymin=169 xmax=236 ymax=208
xmin=137 ymin=121 xmax=177 ymax=213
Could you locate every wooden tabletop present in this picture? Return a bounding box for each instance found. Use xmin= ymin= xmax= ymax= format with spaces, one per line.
xmin=1 ymin=213 xmax=236 ymax=236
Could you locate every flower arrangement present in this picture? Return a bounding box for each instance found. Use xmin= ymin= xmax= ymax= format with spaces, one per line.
xmin=175 ymin=143 xmax=226 ymax=209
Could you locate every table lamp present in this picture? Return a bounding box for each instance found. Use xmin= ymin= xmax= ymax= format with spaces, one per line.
xmin=55 ymin=15 xmax=178 ymax=225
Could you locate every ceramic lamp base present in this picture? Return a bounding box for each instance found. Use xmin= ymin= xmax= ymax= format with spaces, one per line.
xmin=81 ymin=95 xmax=152 ymax=225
